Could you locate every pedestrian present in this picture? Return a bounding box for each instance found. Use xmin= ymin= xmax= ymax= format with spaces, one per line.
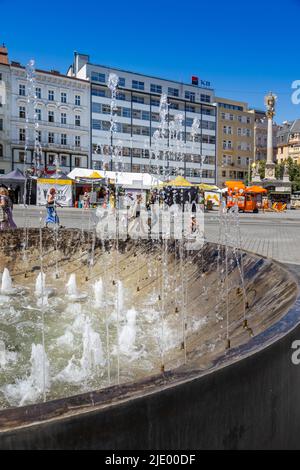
xmin=0 ymin=187 xmax=17 ymax=230
xmin=45 ymin=188 xmax=61 ymax=228
xmin=83 ymin=191 xmax=90 ymax=209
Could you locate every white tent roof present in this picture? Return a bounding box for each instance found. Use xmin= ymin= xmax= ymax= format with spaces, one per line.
xmin=67 ymin=168 xmax=162 ymax=189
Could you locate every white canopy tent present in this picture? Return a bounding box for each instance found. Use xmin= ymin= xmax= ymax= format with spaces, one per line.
xmin=67 ymin=168 xmax=162 ymax=190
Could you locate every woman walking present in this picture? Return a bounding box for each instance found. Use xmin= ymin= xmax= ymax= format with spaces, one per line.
xmin=0 ymin=187 xmax=17 ymax=230
xmin=45 ymin=188 xmax=61 ymax=228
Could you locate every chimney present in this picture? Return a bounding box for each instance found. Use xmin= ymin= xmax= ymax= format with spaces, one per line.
xmin=0 ymin=43 xmax=9 ymax=65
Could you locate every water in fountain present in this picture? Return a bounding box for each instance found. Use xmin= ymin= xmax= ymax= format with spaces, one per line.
xmin=1 ymin=344 xmax=49 ymax=406
xmin=0 ymin=268 xmax=15 ymax=295
xmin=94 ymin=278 xmax=104 ymax=307
xmin=66 ymin=274 xmax=87 ymax=301
xmin=119 ymin=308 xmax=137 ymax=355
xmin=55 ymin=315 xmax=104 ymax=384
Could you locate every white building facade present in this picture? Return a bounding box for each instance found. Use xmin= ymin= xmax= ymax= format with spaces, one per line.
xmin=68 ymin=53 xmax=217 ymax=184
xmin=10 ymin=61 xmax=90 ymax=174
xmin=0 ymin=46 xmax=12 ymax=174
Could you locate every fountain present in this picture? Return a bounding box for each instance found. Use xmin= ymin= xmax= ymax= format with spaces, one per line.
xmin=0 ymin=268 xmax=16 ymax=295
xmin=66 ymin=274 xmax=87 ymax=301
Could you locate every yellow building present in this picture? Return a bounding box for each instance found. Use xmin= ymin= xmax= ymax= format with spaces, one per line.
xmin=215 ymin=97 xmax=254 ymax=187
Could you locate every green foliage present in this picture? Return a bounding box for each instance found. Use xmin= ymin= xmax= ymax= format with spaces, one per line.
xmin=257 ymin=158 xmax=300 ymax=192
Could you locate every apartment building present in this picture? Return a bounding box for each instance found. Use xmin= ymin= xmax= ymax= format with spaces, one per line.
xmin=68 ymin=52 xmax=217 ymax=184
xmin=0 ymin=45 xmax=11 ymax=174
xmin=215 ymin=97 xmax=254 ymax=187
xmin=276 ymin=120 xmax=300 ymax=164
xmin=0 ymin=45 xmax=90 ymax=175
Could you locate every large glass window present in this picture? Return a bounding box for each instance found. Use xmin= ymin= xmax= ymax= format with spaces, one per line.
xmin=150 ymin=83 xmax=162 ymax=94
xmin=132 ymin=80 xmax=144 ymax=90
xmin=91 ymin=72 xmax=106 ymax=83
xmin=92 ymin=102 xmax=101 ymax=113
xmin=119 ymin=77 xmax=125 ymax=87
xmin=185 ymin=91 xmax=195 ymax=102
xmin=168 ymin=87 xmax=179 ymax=97
xmin=132 ymin=95 xmax=144 ymax=104
xmin=92 ymin=87 xmax=106 ymax=97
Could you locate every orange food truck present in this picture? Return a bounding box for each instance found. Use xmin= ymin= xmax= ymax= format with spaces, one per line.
xmin=225 ymin=181 xmax=267 ymax=213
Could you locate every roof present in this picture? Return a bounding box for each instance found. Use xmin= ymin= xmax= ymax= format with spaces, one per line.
xmin=11 ymin=63 xmax=89 ymax=84
xmin=0 ymin=168 xmax=25 ymax=181
xmin=67 ymin=168 xmax=162 ymax=189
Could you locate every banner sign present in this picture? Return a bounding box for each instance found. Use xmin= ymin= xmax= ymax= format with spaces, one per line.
xmin=37 ymin=180 xmax=73 ymax=207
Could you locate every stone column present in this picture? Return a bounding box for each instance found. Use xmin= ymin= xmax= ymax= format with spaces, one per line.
xmin=264 ymin=92 xmax=276 ymax=180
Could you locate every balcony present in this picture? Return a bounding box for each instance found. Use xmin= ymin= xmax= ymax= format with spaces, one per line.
xmin=14 ymin=117 xmax=88 ymax=132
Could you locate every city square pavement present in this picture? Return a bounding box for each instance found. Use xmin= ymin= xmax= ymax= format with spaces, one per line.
xmin=11 ymin=206 xmax=300 ymax=266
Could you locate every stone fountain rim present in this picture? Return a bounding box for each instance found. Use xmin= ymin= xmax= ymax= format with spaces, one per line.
xmin=0 ymin=245 xmax=299 ymax=433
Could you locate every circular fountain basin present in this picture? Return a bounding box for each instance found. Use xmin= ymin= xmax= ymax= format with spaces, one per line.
xmin=0 ymin=228 xmax=299 ymax=449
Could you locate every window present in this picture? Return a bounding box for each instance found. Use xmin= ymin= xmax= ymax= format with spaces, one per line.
xmin=122 ymin=107 xmax=131 ymax=118
xmin=185 ymin=91 xmax=195 ymax=102
xmin=91 ymin=72 xmax=106 ymax=83
xmin=92 ymin=102 xmax=101 ymax=113
xmin=75 ymin=136 xmax=81 ymax=147
xmin=19 ymin=84 xmax=25 ymax=96
xmin=200 ymin=94 xmax=210 ymax=103
xmin=48 ymin=132 xmax=54 ymax=144
xmin=132 ymin=80 xmax=144 ymax=90
xmin=35 ymin=108 xmax=41 ymax=121
xmin=19 ymin=128 xmax=26 ymax=141
xmin=19 ymin=106 xmax=26 ymax=119
xmin=75 ymin=114 xmax=81 ymax=126
xmin=61 ymin=155 xmax=68 ymax=167
xmin=151 ymin=84 xmax=162 ymax=94
xmin=141 ymin=111 xmax=150 ymax=121
xmin=0 ymin=119 xmax=3 ymax=131
xmin=237 ymin=156 xmax=241 ymax=165
xmin=0 ymin=144 xmax=2 ymax=157
xmin=61 ymin=92 xmax=67 ymax=103
xmin=18 ymin=151 xmax=26 ymax=163
xmin=186 ymin=105 xmax=195 ymax=113
xmin=117 ymin=92 xmax=126 ymax=100
xmin=75 ymin=157 xmax=81 ymax=167
xmin=170 ymin=102 xmax=179 ymax=110
xmin=61 ymin=113 xmax=67 ymax=124
xmin=151 ymin=98 xmax=160 ymax=107
xmin=48 ymin=90 xmax=54 ymax=101
xmin=102 ymin=104 xmax=110 ymax=114
xmin=75 ymin=95 xmax=81 ymax=106
xmin=92 ymin=87 xmax=106 ymax=97
xmin=119 ymin=77 xmax=125 ymax=87
xmin=36 ymin=130 xmax=41 ymax=143
xmin=92 ymin=119 xmax=101 ymax=130
xmin=61 ymin=134 xmax=67 ymax=145
xmin=168 ymin=87 xmax=179 ymax=97
xmin=0 ymin=73 xmax=2 ymax=81
xmin=132 ymin=95 xmax=144 ymax=104
xmin=48 ymin=110 xmax=54 ymax=123
xmin=48 ymin=154 xmax=55 ymax=165
xmin=36 ymin=87 xmax=41 ymax=99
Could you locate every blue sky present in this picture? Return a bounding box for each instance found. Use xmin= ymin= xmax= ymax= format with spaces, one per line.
xmin=1 ymin=0 xmax=300 ymax=123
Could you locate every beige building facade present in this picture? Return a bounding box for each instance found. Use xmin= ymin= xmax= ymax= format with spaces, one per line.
xmin=276 ymin=120 xmax=300 ymax=164
xmin=215 ymin=97 xmax=254 ymax=187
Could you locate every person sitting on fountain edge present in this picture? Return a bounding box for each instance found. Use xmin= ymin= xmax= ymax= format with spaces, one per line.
xmin=45 ymin=188 xmax=62 ymax=228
